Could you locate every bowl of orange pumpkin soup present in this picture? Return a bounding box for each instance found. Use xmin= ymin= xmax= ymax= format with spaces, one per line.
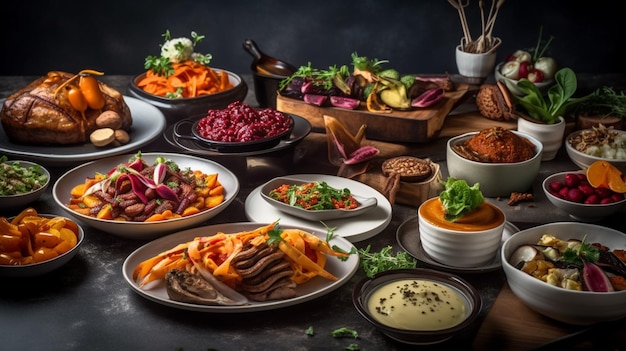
xmin=418 ymin=195 xmax=506 ymax=268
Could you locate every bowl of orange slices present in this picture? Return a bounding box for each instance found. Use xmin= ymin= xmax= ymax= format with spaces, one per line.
xmin=543 ymin=161 xmax=626 ymax=221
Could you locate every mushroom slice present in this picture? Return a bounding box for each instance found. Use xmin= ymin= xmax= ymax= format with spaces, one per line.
xmin=509 ymin=245 xmax=545 ymax=268
xmin=165 ymin=269 xmax=249 ymax=306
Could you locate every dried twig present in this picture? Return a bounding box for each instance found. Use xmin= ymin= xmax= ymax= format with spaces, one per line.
xmin=451 ymin=0 xmax=504 ymax=54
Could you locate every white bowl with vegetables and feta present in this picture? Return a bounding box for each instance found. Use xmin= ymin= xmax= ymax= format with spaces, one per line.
xmin=0 ymin=157 xmax=50 ymax=212
xmin=501 ymin=222 xmax=626 ymax=325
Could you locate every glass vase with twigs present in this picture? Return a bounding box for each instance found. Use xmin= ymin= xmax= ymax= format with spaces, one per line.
xmin=449 ymin=0 xmax=504 ymax=54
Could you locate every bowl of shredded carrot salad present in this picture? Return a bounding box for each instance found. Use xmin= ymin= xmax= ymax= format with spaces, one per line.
xmin=128 ymin=30 xmax=248 ymax=122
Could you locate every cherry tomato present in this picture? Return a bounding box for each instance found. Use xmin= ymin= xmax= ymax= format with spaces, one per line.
xmin=34 ymin=232 xmax=63 ymax=249
xmin=67 ymin=85 xmax=88 ymax=113
xmin=0 ymin=234 xmax=23 ymax=253
xmin=79 ymin=75 xmax=105 ymax=110
xmin=33 ymin=247 xmax=58 ymax=263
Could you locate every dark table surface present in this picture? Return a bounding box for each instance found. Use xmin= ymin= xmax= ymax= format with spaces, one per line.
xmin=1 ymin=74 xmax=625 ymax=351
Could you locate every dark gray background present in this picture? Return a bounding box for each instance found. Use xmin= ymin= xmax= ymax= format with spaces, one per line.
xmin=0 ymin=0 xmax=620 ymax=76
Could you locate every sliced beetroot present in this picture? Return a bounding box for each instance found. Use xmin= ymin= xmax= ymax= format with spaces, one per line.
xmin=303 ymin=94 xmax=328 ymax=106
xmin=343 ymin=145 xmax=380 ymax=164
xmin=582 ymin=262 xmax=614 ymax=292
xmin=411 ymin=88 xmax=445 ymax=108
xmin=330 ymin=96 xmax=360 ymax=110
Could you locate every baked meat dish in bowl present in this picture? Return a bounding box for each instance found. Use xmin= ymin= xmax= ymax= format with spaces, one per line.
xmin=447 ymin=127 xmax=543 ymax=197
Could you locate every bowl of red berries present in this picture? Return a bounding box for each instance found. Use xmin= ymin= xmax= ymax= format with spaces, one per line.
xmin=543 ymin=169 xmax=626 ymax=221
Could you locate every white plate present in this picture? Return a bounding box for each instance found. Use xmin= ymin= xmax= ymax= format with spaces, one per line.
xmin=52 ymin=153 xmax=239 ymax=240
xmin=245 ymin=174 xmax=392 ymax=243
xmin=259 ymin=176 xmax=378 ymax=221
xmin=122 ymin=222 xmax=359 ymax=313
xmin=0 ymin=96 xmax=166 ymax=166
xmin=396 ymin=215 xmax=520 ymax=273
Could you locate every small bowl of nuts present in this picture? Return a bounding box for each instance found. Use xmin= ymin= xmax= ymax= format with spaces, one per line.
xmin=380 ymin=157 xmax=443 ymax=205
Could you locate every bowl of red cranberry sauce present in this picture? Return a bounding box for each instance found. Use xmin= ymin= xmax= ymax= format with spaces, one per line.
xmin=543 ymin=170 xmax=626 ymax=222
xmin=175 ymin=101 xmax=295 ymax=153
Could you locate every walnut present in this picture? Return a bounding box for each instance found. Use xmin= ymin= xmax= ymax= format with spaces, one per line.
xmin=508 ymin=192 xmax=534 ymax=206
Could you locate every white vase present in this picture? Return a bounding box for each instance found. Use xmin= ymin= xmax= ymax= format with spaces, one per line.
xmin=455 ymin=45 xmax=496 ymax=79
xmin=517 ymin=116 xmax=565 ymax=161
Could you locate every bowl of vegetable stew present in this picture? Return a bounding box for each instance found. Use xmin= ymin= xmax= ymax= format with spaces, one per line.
xmin=260 ymin=176 xmax=378 ymax=221
xmin=52 ymin=153 xmax=239 ymax=240
xmin=501 ymin=222 xmax=626 ymax=325
xmin=0 ymin=157 xmax=50 ymax=212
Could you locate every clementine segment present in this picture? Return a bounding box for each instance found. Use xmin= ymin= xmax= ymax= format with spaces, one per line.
xmin=586 ymin=160 xmax=626 ymax=193
xmin=586 ymin=160 xmax=611 ymax=188
xmin=607 ymin=167 xmax=626 ymax=193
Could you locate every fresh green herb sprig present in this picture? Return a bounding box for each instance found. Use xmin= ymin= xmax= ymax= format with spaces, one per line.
xmin=562 ymin=235 xmax=600 ymax=266
xmin=144 ymin=30 xmax=212 ymax=77
xmin=351 ymin=52 xmax=388 ymax=73
xmin=279 ymin=62 xmax=350 ymax=91
xmin=266 ymin=225 xmax=284 ymax=247
xmin=331 ymin=327 xmax=358 ymax=338
xmin=322 ymin=222 xmax=357 ymax=261
xmin=358 ymin=245 xmax=417 ymax=278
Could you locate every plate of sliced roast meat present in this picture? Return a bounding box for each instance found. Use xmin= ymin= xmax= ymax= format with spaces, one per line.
xmin=122 ymin=221 xmax=359 ymax=313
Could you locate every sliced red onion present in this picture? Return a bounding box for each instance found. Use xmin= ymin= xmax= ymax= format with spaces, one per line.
xmin=155 ymin=184 xmax=180 ymax=203
xmin=153 ymin=163 xmax=167 ymax=184
xmin=127 ymin=174 xmax=149 ymax=203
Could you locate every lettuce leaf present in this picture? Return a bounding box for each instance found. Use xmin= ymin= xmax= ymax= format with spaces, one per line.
xmin=439 ymin=177 xmax=484 ymax=222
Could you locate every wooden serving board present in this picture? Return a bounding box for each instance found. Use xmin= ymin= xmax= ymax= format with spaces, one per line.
xmin=471 ymin=283 xmax=585 ymax=350
xmin=276 ymin=84 xmax=471 ymax=143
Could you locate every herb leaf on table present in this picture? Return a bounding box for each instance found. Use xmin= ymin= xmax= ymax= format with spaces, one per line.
xmin=358 ymin=245 xmax=417 ymax=278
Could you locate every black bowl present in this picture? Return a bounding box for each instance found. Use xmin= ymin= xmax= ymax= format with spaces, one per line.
xmin=128 ymin=68 xmax=248 ymax=123
xmin=352 ymin=268 xmax=482 ymax=345
xmin=173 ymin=113 xmax=295 ymax=153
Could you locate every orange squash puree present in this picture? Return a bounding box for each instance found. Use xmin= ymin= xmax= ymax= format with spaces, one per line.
xmin=419 ymin=198 xmax=504 ymax=231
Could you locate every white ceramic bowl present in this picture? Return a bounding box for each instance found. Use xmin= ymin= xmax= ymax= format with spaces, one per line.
xmin=418 ymin=197 xmax=506 ymax=267
xmin=0 ymin=214 xmax=84 ymax=277
xmin=52 ymin=153 xmax=239 ymax=240
xmin=494 ymin=62 xmax=554 ymax=96
xmin=352 ymin=268 xmax=481 ymax=345
xmin=542 ymin=170 xmax=626 ymax=221
xmin=501 ymin=222 xmax=626 ymax=325
xmin=565 ymin=129 xmax=626 ymax=174
xmin=446 ymin=131 xmax=543 ymax=197
xmin=0 ymin=160 xmax=50 ymax=212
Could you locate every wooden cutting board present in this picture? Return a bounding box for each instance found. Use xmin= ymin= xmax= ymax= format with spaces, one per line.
xmin=276 ymin=84 xmax=472 ymax=143
xmin=471 ymin=283 xmax=585 ymax=350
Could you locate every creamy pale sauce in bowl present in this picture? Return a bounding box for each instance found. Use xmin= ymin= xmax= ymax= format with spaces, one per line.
xmin=352 ymin=268 xmax=482 ymax=345
xmin=367 ymin=279 xmax=467 ymax=331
